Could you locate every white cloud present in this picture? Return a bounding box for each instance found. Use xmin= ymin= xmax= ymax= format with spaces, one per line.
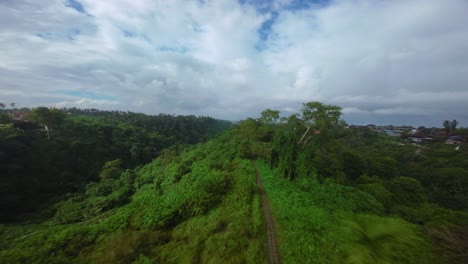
xmin=1 ymin=0 xmax=468 ymax=126
xmin=56 ymin=98 xmax=119 ymax=109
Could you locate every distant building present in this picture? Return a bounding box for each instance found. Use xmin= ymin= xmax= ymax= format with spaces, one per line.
xmin=387 ymin=130 xmax=402 ymax=137
xmin=446 ymin=135 xmax=464 ymax=145
xmin=349 ymin=124 xmax=417 ymax=137
xmin=9 ymin=110 xmax=27 ymax=121
xmin=422 ymin=137 xmax=435 ymax=143
xmin=407 ymin=133 xmax=423 ymax=143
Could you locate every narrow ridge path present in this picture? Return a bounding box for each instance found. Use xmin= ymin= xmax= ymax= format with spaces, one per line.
xmin=252 ymin=160 xmax=281 ymax=264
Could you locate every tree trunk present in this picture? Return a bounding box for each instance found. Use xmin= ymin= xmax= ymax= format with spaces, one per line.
xmin=45 ymin=124 xmax=50 ymax=140
xmin=298 ymin=126 xmax=311 ymax=144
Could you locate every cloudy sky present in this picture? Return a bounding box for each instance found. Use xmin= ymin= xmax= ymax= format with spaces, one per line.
xmin=1 ymin=0 xmax=468 ymax=126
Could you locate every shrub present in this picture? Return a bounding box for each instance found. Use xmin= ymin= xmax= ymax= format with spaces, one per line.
xmin=389 ymin=176 xmax=427 ymax=207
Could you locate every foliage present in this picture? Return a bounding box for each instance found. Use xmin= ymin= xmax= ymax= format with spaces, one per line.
xmin=0 ymin=130 xmax=265 ymax=263
xmin=256 ymin=161 xmax=432 ymax=264
xmin=357 ymin=182 xmax=393 ymax=211
xmin=1 ymin=102 xmax=467 ymax=263
xmin=0 ymin=108 xmax=230 ymax=220
xmin=258 ymin=108 xmax=280 ymax=125
xmin=338 ymin=215 xmax=429 ymax=264
xmin=443 ymin=119 xmax=458 ymax=134
xmin=301 ymin=101 xmax=342 ymax=131
xmin=428 ymin=167 xmax=468 ymax=210
xmin=389 ymin=176 xmax=428 ymax=207
xmin=99 ymin=159 xmax=123 ymax=180
xmin=28 ymin=107 xmax=66 ymax=140
xmin=0 ymin=112 xmax=12 ymax=124
xmin=342 ymin=150 xmax=367 ymax=182
xmin=266 ymin=101 xmax=345 ymax=181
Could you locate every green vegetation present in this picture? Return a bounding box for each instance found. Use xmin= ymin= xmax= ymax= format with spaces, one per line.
xmin=241 ymin=102 xmax=467 ymax=263
xmin=0 ymin=108 xmax=231 ymax=220
xmin=1 ymin=102 xmax=467 ymax=263
xmin=257 ymin=161 xmax=430 ymax=263
xmin=0 ymin=130 xmax=265 ymax=263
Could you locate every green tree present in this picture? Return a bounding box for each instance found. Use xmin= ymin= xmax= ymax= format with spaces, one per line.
xmin=342 ymin=150 xmax=367 ymax=182
xmin=389 ymin=176 xmax=427 ymax=207
xmin=99 ymin=159 xmax=123 ymax=180
xmin=28 ymin=107 xmax=66 ymax=140
xmin=443 ymin=120 xmax=452 ymax=135
xmin=298 ymin=101 xmax=342 ymax=147
xmin=258 ymin=108 xmax=280 ymax=125
xmin=258 ymin=108 xmax=280 ymax=143
xmin=429 ymin=167 xmax=468 ymax=210
xmin=0 ymin=112 xmax=12 ymax=124
xmin=451 ymin=119 xmax=458 ymax=131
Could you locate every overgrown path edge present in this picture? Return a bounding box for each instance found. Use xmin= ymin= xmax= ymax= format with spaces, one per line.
xmin=252 ymin=160 xmax=281 ymax=264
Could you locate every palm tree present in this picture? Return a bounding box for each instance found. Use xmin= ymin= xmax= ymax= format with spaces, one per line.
xmin=443 ymin=120 xmax=452 ymax=135
xmin=451 ymin=120 xmax=458 ymax=131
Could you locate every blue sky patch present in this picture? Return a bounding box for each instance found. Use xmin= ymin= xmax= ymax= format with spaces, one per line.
xmin=36 ymin=32 xmax=57 ymax=40
xmin=286 ymin=0 xmax=331 ymax=11
xmin=156 ymin=45 xmax=189 ymax=54
xmin=239 ymin=0 xmax=271 ymax=14
xmin=249 ymin=0 xmax=330 ymax=50
xmin=191 ymin=23 xmax=204 ymax=33
xmin=284 ymin=0 xmax=313 ymax=11
xmin=122 ymin=29 xmax=135 ymax=38
xmin=256 ymin=11 xmax=278 ymax=49
xmin=240 ymin=0 xmax=329 ymax=13
xmin=65 ymin=0 xmax=86 ymax=14
xmin=36 ymin=29 xmax=80 ymax=41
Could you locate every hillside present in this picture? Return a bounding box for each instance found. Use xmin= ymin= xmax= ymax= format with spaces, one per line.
xmin=0 ymin=129 xmax=266 ymax=263
xmin=1 ymin=103 xmax=467 ymax=263
xmin=0 ymin=108 xmax=231 ymax=220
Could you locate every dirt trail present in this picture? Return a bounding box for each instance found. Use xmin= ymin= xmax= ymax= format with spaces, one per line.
xmin=253 ymin=161 xmax=281 ymax=264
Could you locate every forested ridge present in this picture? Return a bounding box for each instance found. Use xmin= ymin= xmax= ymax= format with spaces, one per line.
xmin=0 ymin=107 xmax=231 ymax=220
xmin=0 ymin=103 xmax=467 ymax=263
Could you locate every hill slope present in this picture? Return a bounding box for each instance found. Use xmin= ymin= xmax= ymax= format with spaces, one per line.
xmin=0 ymin=130 xmax=266 ymax=263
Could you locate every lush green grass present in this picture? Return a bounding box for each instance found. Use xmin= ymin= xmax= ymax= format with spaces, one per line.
xmin=256 ymin=160 xmax=434 ymax=264
xmin=0 ymin=132 xmax=266 ymax=263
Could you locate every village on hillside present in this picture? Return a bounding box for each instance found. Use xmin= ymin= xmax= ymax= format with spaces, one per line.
xmin=348 ymin=122 xmax=466 ymax=145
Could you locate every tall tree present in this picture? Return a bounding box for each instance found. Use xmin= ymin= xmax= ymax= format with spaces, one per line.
xmin=298 ymin=101 xmax=342 ymax=147
xmin=443 ymin=120 xmax=452 ymax=135
xmin=258 ymin=109 xmax=280 ymax=125
xmin=99 ymin=159 xmax=123 ymax=180
xmin=28 ymin=107 xmax=66 ymax=140
xmin=451 ymin=120 xmax=458 ymax=131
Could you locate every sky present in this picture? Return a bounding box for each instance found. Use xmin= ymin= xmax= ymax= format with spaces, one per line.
xmin=1 ymin=0 xmax=468 ymax=126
